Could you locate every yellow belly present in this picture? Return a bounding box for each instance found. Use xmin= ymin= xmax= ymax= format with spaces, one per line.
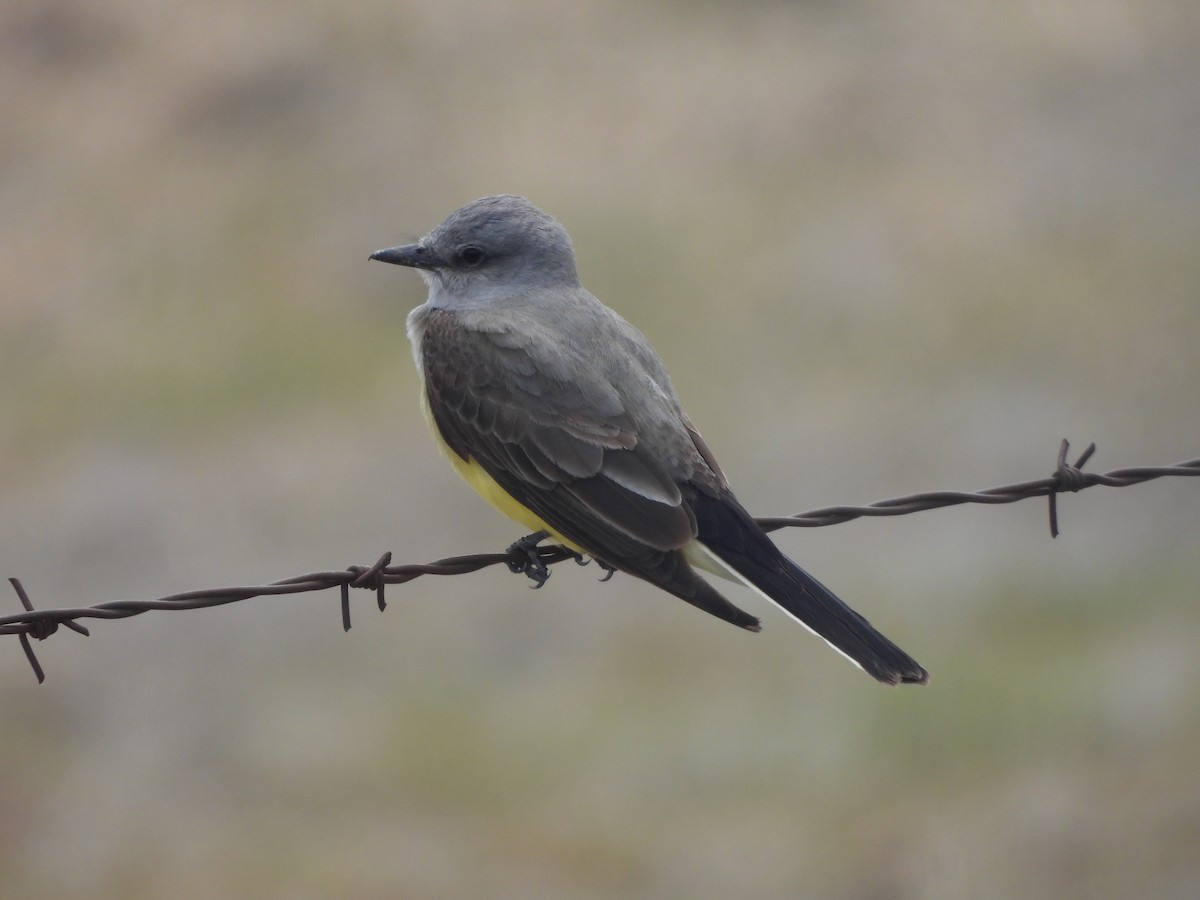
xmin=420 ymin=389 xmax=584 ymax=553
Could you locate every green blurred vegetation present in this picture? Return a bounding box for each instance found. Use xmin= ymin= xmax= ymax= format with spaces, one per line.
xmin=2 ymin=1 xmax=1198 ymax=897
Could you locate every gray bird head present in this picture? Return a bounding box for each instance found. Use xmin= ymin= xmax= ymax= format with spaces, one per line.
xmin=371 ymin=195 xmax=580 ymax=306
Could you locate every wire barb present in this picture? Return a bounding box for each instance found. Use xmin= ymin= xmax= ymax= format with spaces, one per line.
xmin=4 ymin=441 xmax=1197 ymax=682
xmin=341 ymin=551 xmax=395 ymax=630
xmin=10 ymin=579 xmax=46 ymax=684
xmin=1048 ymin=439 xmax=1096 ymax=538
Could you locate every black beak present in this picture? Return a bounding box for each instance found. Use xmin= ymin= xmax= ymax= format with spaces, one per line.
xmin=369 ymin=243 xmax=439 ymax=268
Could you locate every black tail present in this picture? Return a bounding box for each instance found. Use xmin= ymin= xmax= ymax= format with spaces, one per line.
xmin=691 ymin=490 xmax=928 ymax=685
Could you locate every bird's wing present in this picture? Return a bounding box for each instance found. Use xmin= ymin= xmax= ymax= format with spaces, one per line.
xmin=418 ymin=305 xmax=761 ymax=632
xmin=420 ymin=307 xmax=698 ymax=555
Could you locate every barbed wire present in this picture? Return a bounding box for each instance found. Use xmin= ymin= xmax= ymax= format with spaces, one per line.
xmin=4 ymin=440 xmax=1197 ymax=683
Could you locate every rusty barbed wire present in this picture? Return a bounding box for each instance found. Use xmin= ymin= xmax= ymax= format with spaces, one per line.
xmin=4 ymin=439 xmax=1197 ymax=683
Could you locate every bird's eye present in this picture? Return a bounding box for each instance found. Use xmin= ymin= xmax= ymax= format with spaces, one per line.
xmin=459 ymin=246 xmax=486 ymax=266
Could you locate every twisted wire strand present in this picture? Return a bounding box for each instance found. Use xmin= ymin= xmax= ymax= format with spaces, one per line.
xmin=5 ymin=440 xmax=1197 ymax=682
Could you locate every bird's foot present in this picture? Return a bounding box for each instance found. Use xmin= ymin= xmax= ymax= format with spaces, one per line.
xmin=506 ymin=530 xmax=551 ymax=588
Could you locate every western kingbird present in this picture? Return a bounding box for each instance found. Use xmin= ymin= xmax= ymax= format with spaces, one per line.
xmin=371 ymin=195 xmax=927 ymax=685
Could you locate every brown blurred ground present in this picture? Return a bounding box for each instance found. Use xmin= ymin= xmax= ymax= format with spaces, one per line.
xmin=2 ymin=1 xmax=1198 ymax=897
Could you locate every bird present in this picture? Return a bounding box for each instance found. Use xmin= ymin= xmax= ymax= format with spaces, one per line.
xmin=371 ymin=195 xmax=927 ymax=685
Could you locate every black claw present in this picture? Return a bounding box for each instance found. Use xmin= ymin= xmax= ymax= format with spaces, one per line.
xmin=569 ymin=554 xmax=617 ymax=582
xmin=506 ymin=530 xmax=551 ymax=588
xmin=594 ymin=558 xmax=617 ymax=583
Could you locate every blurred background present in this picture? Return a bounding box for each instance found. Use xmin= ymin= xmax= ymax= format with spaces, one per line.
xmin=2 ymin=1 xmax=1198 ymax=897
